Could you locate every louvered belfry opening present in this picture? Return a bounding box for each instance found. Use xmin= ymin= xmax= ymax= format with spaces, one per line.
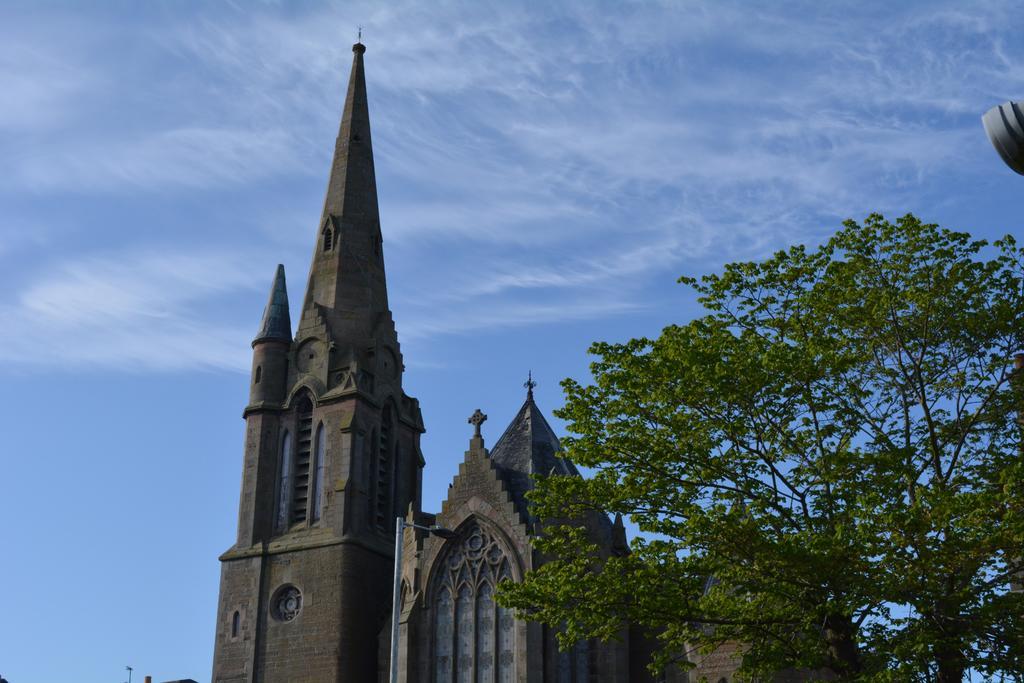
xmin=375 ymin=404 xmax=393 ymax=530
xmin=291 ymin=396 xmax=314 ymax=525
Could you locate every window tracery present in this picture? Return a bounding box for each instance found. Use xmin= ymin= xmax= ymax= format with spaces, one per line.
xmin=432 ymin=521 xmax=516 ymax=682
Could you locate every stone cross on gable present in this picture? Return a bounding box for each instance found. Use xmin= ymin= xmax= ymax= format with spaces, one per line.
xmin=468 ymin=408 xmax=487 ymax=437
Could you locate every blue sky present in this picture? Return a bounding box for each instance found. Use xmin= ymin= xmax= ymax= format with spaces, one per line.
xmin=1 ymin=1 xmax=1022 ymax=681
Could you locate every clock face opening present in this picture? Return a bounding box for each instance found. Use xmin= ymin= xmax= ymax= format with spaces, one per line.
xmin=271 ymin=585 xmax=302 ymax=622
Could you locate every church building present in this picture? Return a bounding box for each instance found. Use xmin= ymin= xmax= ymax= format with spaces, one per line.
xmin=209 ymin=42 xmax=740 ymax=683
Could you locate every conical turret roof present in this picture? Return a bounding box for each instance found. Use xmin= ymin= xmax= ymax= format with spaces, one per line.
xmin=489 ymin=388 xmax=580 ymax=519
xmin=254 ymin=264 xmax=291 ymax=344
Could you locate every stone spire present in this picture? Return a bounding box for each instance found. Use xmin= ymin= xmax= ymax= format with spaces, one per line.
xmin=301 ymin=41 xmax=389 ymax=324
xmin=254 ymin=263 xmax=291 ymax=344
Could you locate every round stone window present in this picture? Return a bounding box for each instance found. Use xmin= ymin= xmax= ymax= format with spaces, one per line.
xmin=271 ymin=585 xmax=302 ymax=622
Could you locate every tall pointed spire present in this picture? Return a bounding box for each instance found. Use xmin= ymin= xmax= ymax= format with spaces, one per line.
xmin=320 ymin=41 xmax=377 ymax=225
xmin=301 ymin=41 xmax=388 ymax=320
xmin=254 ymin=264 xmax=291 ymax=344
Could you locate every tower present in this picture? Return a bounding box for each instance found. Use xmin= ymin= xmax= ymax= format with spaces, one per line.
xmin=211 ymin=42 xmax=425 ymax=683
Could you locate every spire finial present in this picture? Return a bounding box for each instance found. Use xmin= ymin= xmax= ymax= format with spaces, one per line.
xmin=524 ymin=371 xmax=537 ymax=399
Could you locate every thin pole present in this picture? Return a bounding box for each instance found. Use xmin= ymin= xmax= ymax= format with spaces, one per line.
xmin=389 ymin=516 xmax=404 ymax=683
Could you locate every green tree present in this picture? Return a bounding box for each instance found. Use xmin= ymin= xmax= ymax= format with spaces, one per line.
xmin=499 ymin=215 xmax=1024 ymax=681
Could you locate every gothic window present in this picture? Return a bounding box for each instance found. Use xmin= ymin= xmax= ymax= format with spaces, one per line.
xmin=290 ymin=396 xmax=314 ymax=525
xmin=374 ymin=404 xmax=394 ymax=530
xmin=231 ymin=610 xmax=240 ymax=638
xmin=476 ymin=583 xmax=495 ymax=681
xmin=310 ymin=422 xmax=326 ymax=523
xmin=557 ymin=638 xmax=595 ymax=682
xmin=366 ymin=428 xmax=377 ymax=521
xmin=435 ymin=587 xmax=454 ymax=681
xmin=322 ymin=225 xmax=333 ymax=252
xmin=456 ymin=584 xmax=473 ymax=682
xmin=392 ymin=442 xmax=402 ymax=524
xmin=575 ymin=640 xmax=592 ymax=681
xmin=432 ymin=521 xmax=517 ymax=683
xmin=275 ymin=430 xmax=292 ymax=531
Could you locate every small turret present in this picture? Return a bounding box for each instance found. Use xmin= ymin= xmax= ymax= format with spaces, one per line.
xmin=249 ymin=264 xmax=291 ymax=407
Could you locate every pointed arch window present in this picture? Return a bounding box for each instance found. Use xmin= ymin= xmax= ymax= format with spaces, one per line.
xmin=275 ymin=430 xmax=292 ymax=531
xmin=367 ymin=428 xmax=377 ymax=522
xmin=557 ymin=638 xmax=596 ymax=682
xmin=322 ymin=224 xmax=334 ymax=252
xmin=432 ymin=521 xmax=517 ymax=682
xmin=310 ymin=422 xmax=326 ymax=523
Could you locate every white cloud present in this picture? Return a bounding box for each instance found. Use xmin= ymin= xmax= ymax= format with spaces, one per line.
xmin=0 ymin=38 xmax=98 ymax=132
xmin=0 ymin=249 xmax=265 ymax=372
xmin=13 ymin=127 xmax=302 ymax=192
xmin=426 ymin=236 xmax=685 ymax=301
xmin=1 ymin=1 xmax=1021 ymax=373
xmin=400 ymin=295 xmax=647 ymax=342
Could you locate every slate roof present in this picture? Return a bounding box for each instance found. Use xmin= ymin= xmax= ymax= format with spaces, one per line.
xmin=488 ymin=390 xmax=580 ymax=521
xmin=488 ymin=390 xmax=618 ymax=546
xmin=254 ymin=264 xmax=292 ymax=343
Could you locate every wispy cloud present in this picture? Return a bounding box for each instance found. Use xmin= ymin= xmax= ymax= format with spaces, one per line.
xmin=401 ymin=295 xmax=647 ymax=342
xmin=0 ymin=40 xmax=96 ymax=132
xmin=13 ymin=127 xmax=302 ymax=192
xmin=1 ymin=1 xmax=1021 ymax=372
xmin=0 ymin=249 xmax=265 ymax=372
